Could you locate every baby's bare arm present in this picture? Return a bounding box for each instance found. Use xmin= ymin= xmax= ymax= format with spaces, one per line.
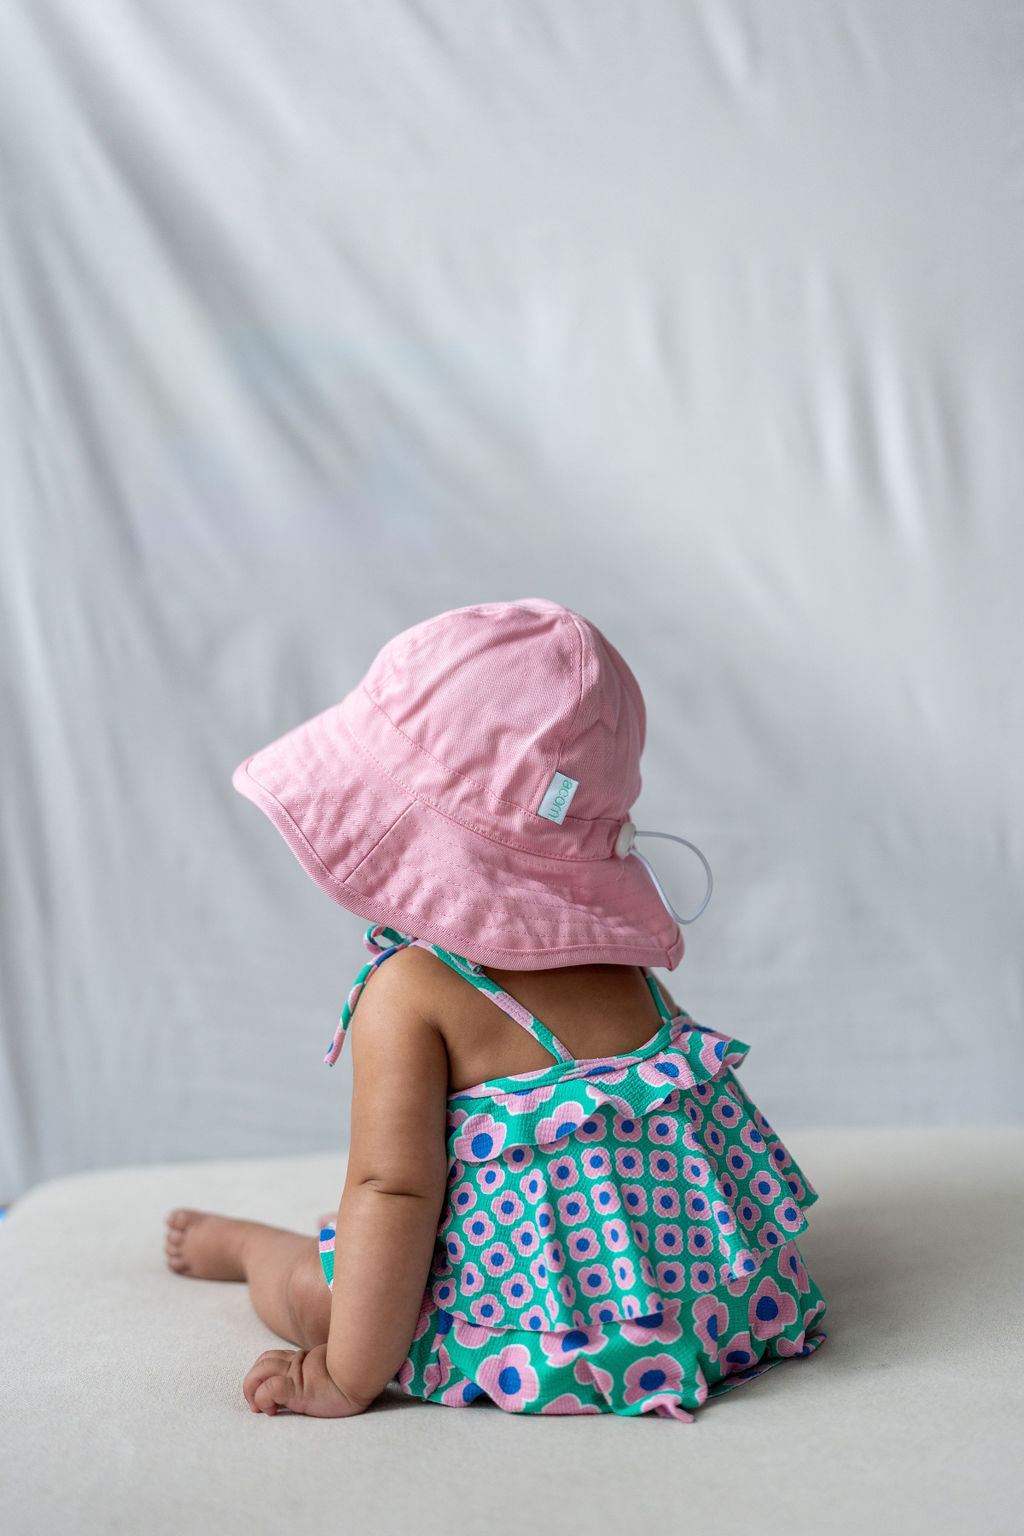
xmin=325 ymin=954 xmax=450 ymax=1406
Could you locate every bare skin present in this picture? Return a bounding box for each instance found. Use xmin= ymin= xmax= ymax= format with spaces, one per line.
xmin=165 ymin=949 xmax=681 ymax=1416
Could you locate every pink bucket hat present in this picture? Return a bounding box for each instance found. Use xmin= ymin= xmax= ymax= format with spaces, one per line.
xmin=231 ymin=598 xmax=711 ymax=970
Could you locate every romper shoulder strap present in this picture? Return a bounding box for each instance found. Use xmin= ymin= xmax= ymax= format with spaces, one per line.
xmin=324 ymin=926 xmax=573 ymax=1066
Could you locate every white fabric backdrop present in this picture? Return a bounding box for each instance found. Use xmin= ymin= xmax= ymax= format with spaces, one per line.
xmin=1 ymin=0 xmax=1021 ymax=1202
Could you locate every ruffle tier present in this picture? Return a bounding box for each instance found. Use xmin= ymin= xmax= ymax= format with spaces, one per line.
xmin=429 ymin=1018 xmax=819 ymax=1330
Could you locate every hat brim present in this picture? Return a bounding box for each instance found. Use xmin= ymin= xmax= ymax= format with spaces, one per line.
xmin=232 ymin=703 xmax=684 ymax=971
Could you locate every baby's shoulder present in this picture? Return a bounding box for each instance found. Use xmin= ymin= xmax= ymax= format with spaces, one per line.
xmin=353 ymin=942 xmax=465 ymax=1024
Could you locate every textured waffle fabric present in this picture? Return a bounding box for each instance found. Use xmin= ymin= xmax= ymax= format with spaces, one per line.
xmin=318 ymin=927 xmax=828 ymax=1421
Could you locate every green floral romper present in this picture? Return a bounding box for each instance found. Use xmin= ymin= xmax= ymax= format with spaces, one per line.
xmin=318 ymin=925 xmax=828 ymax=1422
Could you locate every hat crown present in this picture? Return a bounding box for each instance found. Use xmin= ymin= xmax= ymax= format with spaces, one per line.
xmin=362 ymin=599 xmax=644 ymax=837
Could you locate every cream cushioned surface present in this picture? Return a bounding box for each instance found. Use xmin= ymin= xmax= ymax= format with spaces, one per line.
xmin=2 ymin=1127 xmax=1020 ymax=1535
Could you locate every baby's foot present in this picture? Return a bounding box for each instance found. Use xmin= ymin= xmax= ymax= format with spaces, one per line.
xmin=164 ymin=1209 xmax=250 ymax=1281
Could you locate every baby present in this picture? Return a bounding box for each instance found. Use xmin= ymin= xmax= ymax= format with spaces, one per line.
xmin=165 ymin=598 xmax=827 ymax=1420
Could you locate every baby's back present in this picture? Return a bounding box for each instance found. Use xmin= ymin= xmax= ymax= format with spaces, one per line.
xmin=395 ymin=945 xmax=677 ymax=1093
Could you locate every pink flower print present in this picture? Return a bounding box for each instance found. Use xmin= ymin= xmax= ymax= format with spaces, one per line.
xmin=452 ymin=1316 xmax=495 ymax=1349
xmin=683 ymin=1100 xmax=704 ymax=1130
xmin=573 ymin=1355 xmax=614 ymax=1400
xmin=746 ymin=1265 xmax=798 ymax=1339
xmin=449 ymin=1181 xmax=477 ymax=1218
xmin=477 ymin=1163 xmax=506 ymax=1195
xmin=651 ymin=1186 xmax=681 ymax=1220
xmin=704 ymin=1124 xmax=726 ymax=1158
xmin=773 ymin=1330 xmax=809 ymax=1357
xmin=684 ymin=1190 xmax=712 ymax=1222
xmin=720 ymin=1264 xmax=755 ymax=1298
xmin=612 ymin=1113 xmax=643 ymax=1142
xmin=655 ymin=1260 xmax=687 ymax=1292
xmin=574 ymin=1114 xmax=606 ymax=1142
xmin=489 ymin=1082 xmax=556 ymax=1113
xmin=453 ymin=1112 xmax=507 ymax=1163
xmin=541 ymin=1394 xmax=602 ymax=1415
xmin=687 ymin=1224 xmax=715 ymax=1258
xmin=629 ymin=1220 xmax=650 ymax=1252
xmin=784 ymin=1170 xmax=807 ymax=1201
xmin=543 ymin=1238 xmax=566 ymax=1274
xmin=502 ymin=1143 xmax=533 ymax=1171
xmin=556 ymin=1274 xmax=577 ymax=1305
xmin=540 ymin=1323 xmax=609 ymax=1366
xmin=590 ymin=1179 xmax=621 ymax=1217
xmin=654 ymin=1222 xmax=684 ymax=1257
xmin=691 ymin=1080 xmax=713 ymax=1104
xmin=728 ymin=1248 xmax=760 ymax=1281
xmin=566 ymin=1226 xmax=600 ymax=1263
xmin=638 ymin=1255 xmax=657 ymax=1288
xmin=511 ymin=1220 xmax=541 ymax=1260
xmin=437 ymin=1207 xmax=454 ymax=1235
xmin=519 ymin=1168 xmax=546 ymax=1204
xmin=500 ymin=1273 xmax=533 ymax=1309
xmin=756 ymin=1219 xmax=784 ymax=1253
xmin=750 ymin=1170 xmax=781 ymax=1204
xmin=767 ymin=1138 xmax=791 ymax=1172
xmin=623 ymin=1354 xmax=686 ymax=1408
xmin=613 ymin=1255 xmax=636 ymax=1288
xmin=736 ymin=1196 xmax=761 ymax=1231
xmin=422 ymin=1348 xmax=452 ymax=1397
xmin=740 ymin=1122 xmax=767 ymax=1153
xmin=620 ymin=1183 xmax=648 ymax=1217
xmin=397 ymin=1358 xmax=416 ymax=1390
xmin=692 ymin=1295 xmax=729 ymax=1361
xmin=650 ymin=1397 xmax=695 ymax=1422
xmin=528 ymin=1254 xmax=549 ymax=1287
xmin=718 ymin=1174 xmax=738 ymax=1202
xmin=803 ymin=1299 xmax=827 ymax=1329
xmin=689 ymin=1259 xmax=717 ymax=1293
xmin=463 ymin=1211 xmax=495 ymax=1246
xmin=481 ymin=1241 xmax=517 ymax=1279
xmin=601 ymin=1217 xmax=630 ymax=1252
xmin=557 ymin=1191 xmax=590 ymax=1226
xmin=432 ymin=1278 xmax=458 ymax=1310
xmin=725 ymin=1146 xmax=753 ymax=1180
xmin=537 ymin=1104 xmax=588 ymax=1148
xmin=774 ymin=1196 xmax=805 ymax=1232
xmin=636 ymin=1055 xmax=695 ymax=1093
xmin=620 ymin=1294 xmax=644 ymax=1318
xmin=548 ymin=1155 xmax=580 ymax=1192
xmin=719 ymin=1329 xmax=759 ymax=1374
xmin=680 ymin=1125 xmax=705 ymax=1157
xmin=648 ymin=1113 xmax=678 ymax=1144
xmin=432 ymin=1249 xmax=453 ymax=1279
xmin=622 ymin=1299 xmax=683 ymax=1346
xmin=683 ymin=1155 xmax=710 ymax=1185
xmin=711 ymin=1199 xmax=737 ymax=1236
xmin=777 ymin=1239 xmax=810 ymax=1294
xmin=470 ymin=1294 xmax=505 ymax=1327
xmin=459 ymin=1261 xmax=485 ymax=1296
xmin=440 ymin=1378 xmax=487 ymax=1407
xmin=490 ymin=1189 xmax=524 ymax=1226
xmin=477 ymin=1344 xmax=540 ymax=1411
xmin=581 ymin=1146 xmax=611 ymax=1178
xmin=614 ymin=1146 xmax=644 ymax=1179
xmin=444 ymin=1233 xmax=465 ymax=1264
xmin=649 ymin=1149 xmax=678 ymax=1181
xmin=535 ymin=1201 xmax=556 ymax=1241
xmin=544 ymin=1289 xmax=561 ymax=1325
xmin=577 ymin=1262 xmax=612 ymax=1298
xmin=712 ymin=1094 xmax=742 ymax=1131
xmin=520 ymin=1303 xmax=549 ymax=1332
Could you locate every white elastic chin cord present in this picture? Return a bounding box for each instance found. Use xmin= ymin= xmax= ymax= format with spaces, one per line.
xmin=614 ymin=823 xmax=714 ymax=925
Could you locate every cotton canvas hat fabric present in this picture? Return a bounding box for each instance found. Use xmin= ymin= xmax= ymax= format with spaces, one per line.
xmin=231 ymin=598 xmax=685 ymax=970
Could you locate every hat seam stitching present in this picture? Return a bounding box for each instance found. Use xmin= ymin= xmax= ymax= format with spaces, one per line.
xmin=358 ymin=682 xmax=605 ymax=832
xmin=343 ymin=701 xmax=623 ymax=864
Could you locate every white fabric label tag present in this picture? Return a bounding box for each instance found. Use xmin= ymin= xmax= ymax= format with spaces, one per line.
xmin=536 ymin=771 xmax=579 ymax=824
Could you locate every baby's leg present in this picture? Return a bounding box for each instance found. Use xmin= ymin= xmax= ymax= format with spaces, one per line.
xmin=165 ymin=1210 xmax=332 ymax=1348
